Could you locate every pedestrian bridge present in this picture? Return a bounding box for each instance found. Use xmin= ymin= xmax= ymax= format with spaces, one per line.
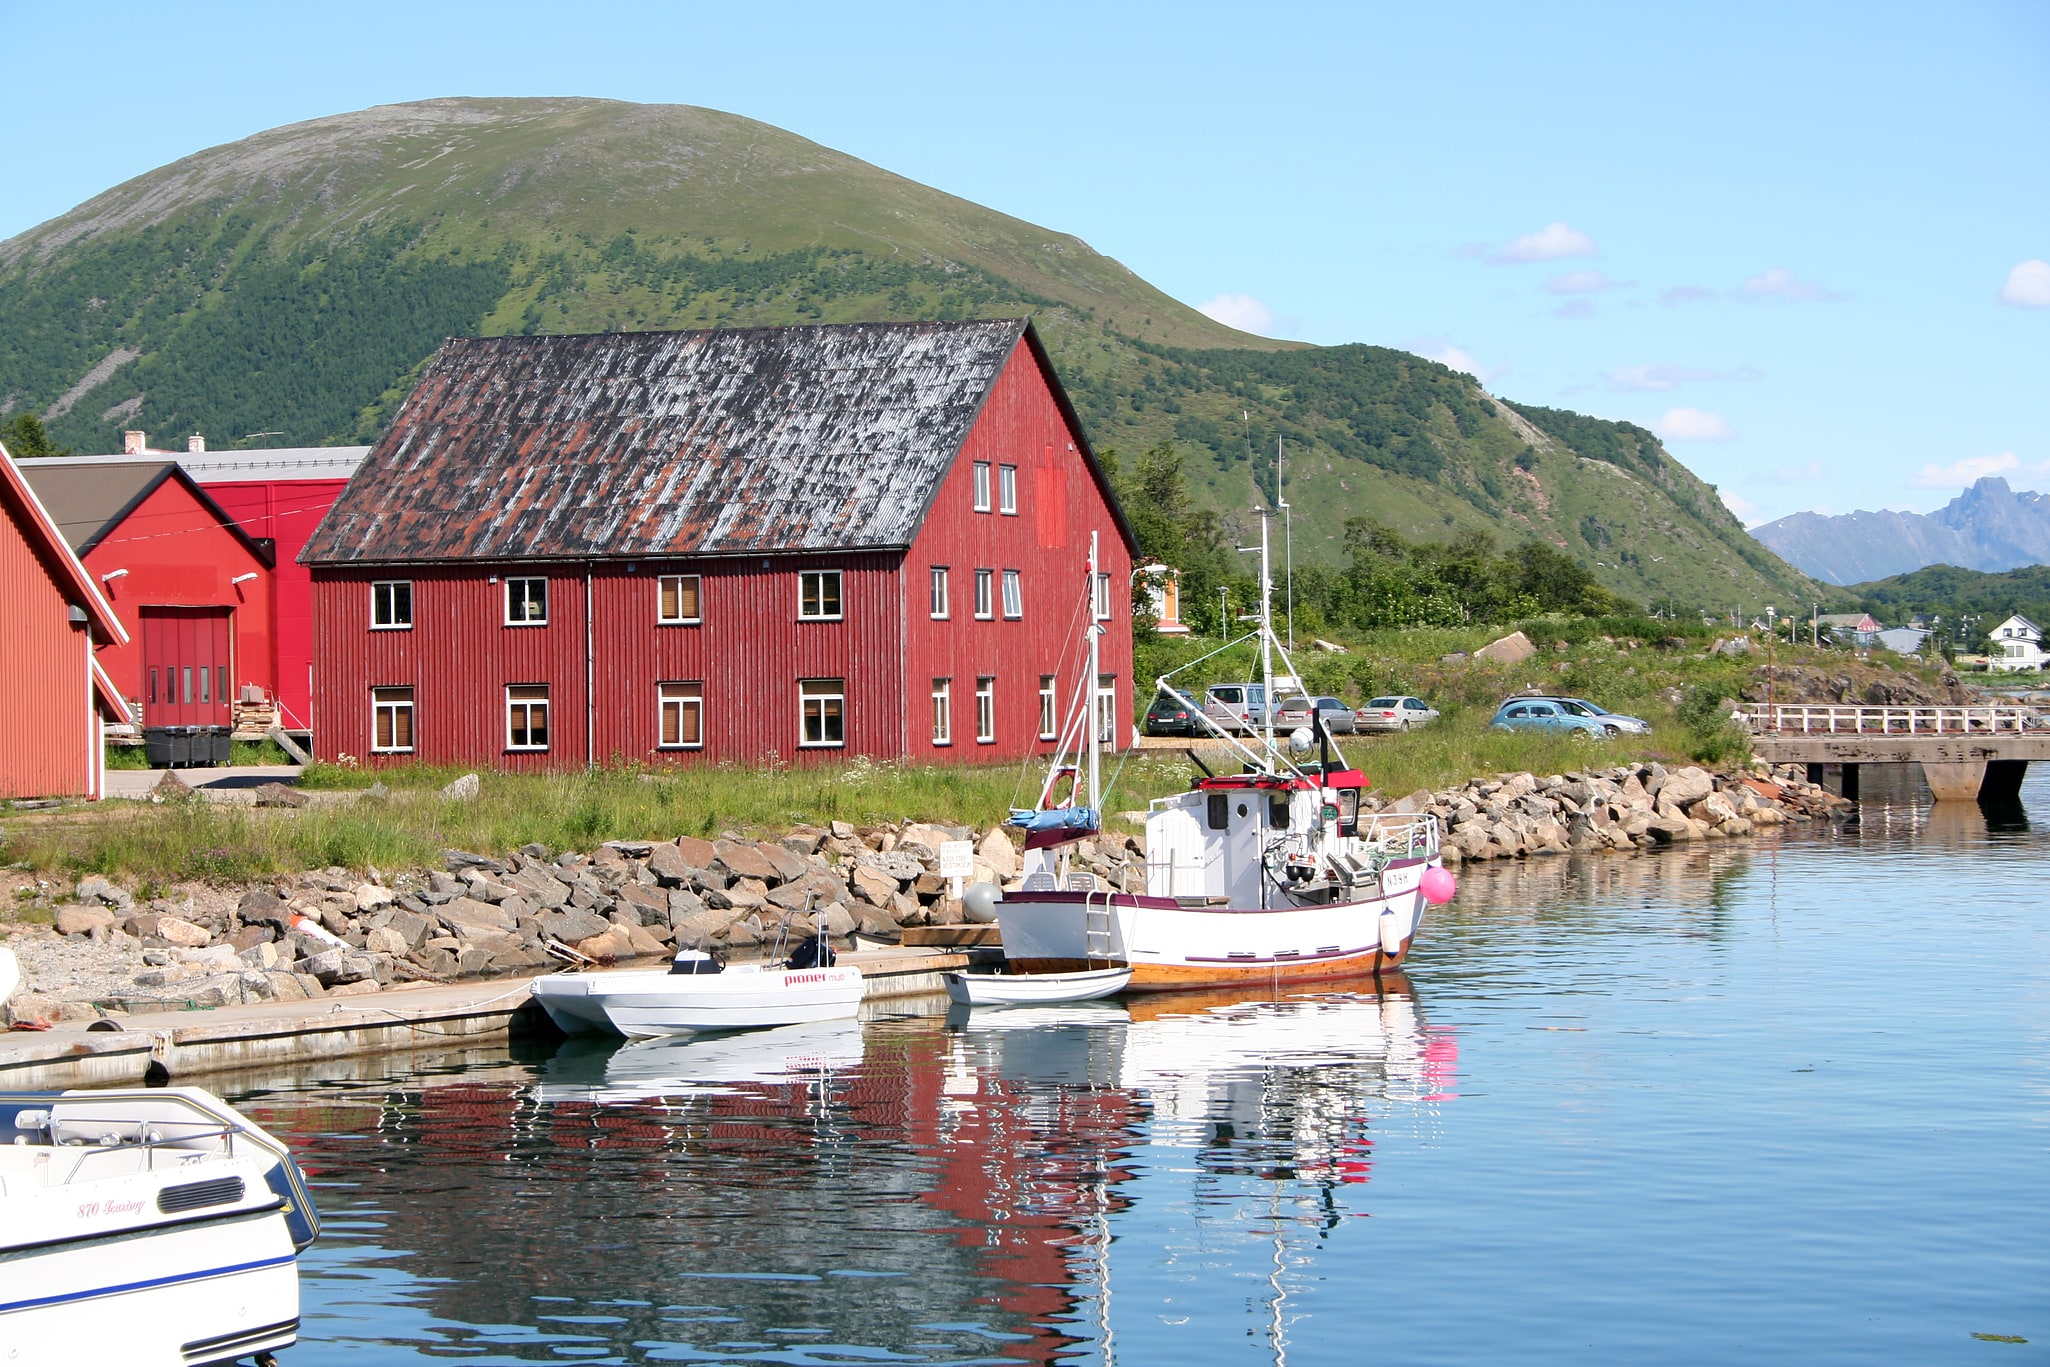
xmin=1745 ymin=705 xmax=2050 ymax=802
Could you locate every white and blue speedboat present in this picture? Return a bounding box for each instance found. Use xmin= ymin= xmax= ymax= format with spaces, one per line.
xmin=0 ymin=1086 xmax=319 ymax=1366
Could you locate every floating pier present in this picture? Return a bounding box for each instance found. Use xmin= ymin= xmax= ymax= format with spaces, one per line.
xmin=0 ymin=948 xmax=968 ymax=1088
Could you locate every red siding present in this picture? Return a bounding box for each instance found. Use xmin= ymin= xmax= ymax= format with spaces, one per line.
xmin=0 ymin=493 xmax=97 ymax=797
xmin=204 ymin=477 xmax=349 ymax=729
xmin=311 ymin=554 xmax=905 ymax=769
xmin=83 ymin=479 xmax=276 ymax=719
xmin=901 ymin=341 xmax=1134 ymax=761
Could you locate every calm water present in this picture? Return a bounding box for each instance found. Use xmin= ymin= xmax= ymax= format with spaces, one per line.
xmin=217 ymin=767 xmax=2048 ymax=1365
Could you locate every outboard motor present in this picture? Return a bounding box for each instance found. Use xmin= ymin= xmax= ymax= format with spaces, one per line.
xmin=784 ymin=934 xmax=837 ymax=970
xmin=668 ymin=948 xmax=724 ymax=976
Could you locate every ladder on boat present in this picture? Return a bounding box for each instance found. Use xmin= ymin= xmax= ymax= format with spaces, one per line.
xmin=1081 ymin=885 xmax=1116 ymax=966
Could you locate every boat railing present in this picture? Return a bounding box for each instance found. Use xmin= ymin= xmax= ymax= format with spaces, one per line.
xmin=2 ymin=1092 xmax=244 ymax=1183
xmin=1356 ymin=812 xmax=1440 ymax=858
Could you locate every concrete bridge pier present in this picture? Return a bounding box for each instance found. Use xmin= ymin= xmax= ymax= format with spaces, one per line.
xmin=1764 ymin=725 xmax=2050 ymax=804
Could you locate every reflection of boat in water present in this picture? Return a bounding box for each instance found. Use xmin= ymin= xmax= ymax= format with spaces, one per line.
xmin=0 ymin=1086 xmax=320 ymax=1367
xmin=532 ymin=1018 xmax=868 ymax=1105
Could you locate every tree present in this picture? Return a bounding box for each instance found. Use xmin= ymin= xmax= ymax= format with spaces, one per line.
xmin=0 ymin=413 xmax=70 ymax=459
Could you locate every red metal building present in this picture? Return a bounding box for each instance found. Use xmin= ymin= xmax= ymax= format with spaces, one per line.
xmin=19 ymin=459 xmax=277 ymax=731
xmin=36 ymin=439 xmax=368 ymax=731
xmin=301 ymin=320 xmax=1136 ymax=768
xmin=0 ymin=440 xmax=128 ymax=799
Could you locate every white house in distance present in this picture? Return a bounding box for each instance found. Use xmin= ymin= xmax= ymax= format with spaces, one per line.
xmin=1140 ymin=562 xmax=1190 ymax=634
xmin=1986 ymin=614 xmax=2046 ymax=672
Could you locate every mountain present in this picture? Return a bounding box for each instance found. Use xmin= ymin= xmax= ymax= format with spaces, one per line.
xmin=1754 ymin=478 xmax=2050 ymax=585
xmin=0 ymin=97 xmax=1814 ymax=610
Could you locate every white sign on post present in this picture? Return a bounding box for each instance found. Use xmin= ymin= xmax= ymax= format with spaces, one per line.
xmin=938 ymin=840 xmax=975 ymax=899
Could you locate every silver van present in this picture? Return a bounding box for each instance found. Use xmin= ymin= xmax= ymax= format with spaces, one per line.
xmin=1202 ymin=682 xmax=1272 ymax=734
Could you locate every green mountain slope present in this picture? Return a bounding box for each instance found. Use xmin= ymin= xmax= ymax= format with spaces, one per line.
xmin=1833 ymin=564 xmax=2050 ymax=641
xmin=0 ymin=96 xmax=1814 ymax=609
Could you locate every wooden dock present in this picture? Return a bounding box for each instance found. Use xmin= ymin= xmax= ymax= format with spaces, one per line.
xmin=1747 ymin=705 xmax=2050 ymax=801
xmin=0 ymin=947 xmax=967 ymax=1089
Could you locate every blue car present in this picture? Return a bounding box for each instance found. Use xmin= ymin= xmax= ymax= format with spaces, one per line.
xmin=1490 ymin=697 xmax=1610 ymax=738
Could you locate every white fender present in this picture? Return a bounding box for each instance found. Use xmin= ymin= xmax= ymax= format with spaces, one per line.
xmin=1378 ymin=906 xmax=1405 ymax=955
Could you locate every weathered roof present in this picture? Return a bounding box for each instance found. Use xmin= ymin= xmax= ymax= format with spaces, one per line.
xmin=302 ymin=319 xmax=1099 ymax=565
xmin=17 ymin=459 xmax=275 ymax=565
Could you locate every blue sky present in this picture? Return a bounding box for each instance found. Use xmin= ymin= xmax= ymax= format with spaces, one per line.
xmin=6 ymin=1 xmax=2043 ymax=525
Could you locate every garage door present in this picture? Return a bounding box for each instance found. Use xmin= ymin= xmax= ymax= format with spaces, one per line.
xmin=141 ymin=607 xmax=234 ymax=728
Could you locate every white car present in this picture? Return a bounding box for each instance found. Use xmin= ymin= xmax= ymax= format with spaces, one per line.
xmin=1354 ymin=696 xmax=1440 ymax=732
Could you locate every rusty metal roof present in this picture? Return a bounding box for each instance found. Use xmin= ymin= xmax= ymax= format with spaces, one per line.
xmin=302 ymin=319 xmax=1057 ymax=565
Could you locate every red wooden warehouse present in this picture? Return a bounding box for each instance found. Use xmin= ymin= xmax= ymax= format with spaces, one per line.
xmin=19 ymin=459 xmax=278 ymax=732
xmin=0 ymin=440 xmax=129 ymax=800
xmin=29 ymin=439 xmax=368 ymax=733
xmin=301 ymin=319 xmax=1136 ymax=768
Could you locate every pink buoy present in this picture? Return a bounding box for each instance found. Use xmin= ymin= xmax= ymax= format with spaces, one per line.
xmin=1419 ymin=866 xmax=1457 ymax=905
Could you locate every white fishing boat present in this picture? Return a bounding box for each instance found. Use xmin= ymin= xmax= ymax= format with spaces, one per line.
xmin=529 ymin=963 xmax=672 ymax=1035
xmin=944 ymin=965 xmax=1132 ymax=1006
xmin=992 ymin=524 xmax=1456 ymax=993
xmin=0 ymin=1086 xmax=320 ymax=1367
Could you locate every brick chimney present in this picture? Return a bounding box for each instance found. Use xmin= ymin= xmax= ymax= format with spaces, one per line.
xmin=187 ymin=433 xmax=206 ymax=453
xmin=123 ymin=430 xmax=147 ymax=455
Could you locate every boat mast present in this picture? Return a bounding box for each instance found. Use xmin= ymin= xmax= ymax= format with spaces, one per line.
xmin=1088 ymin=529 xmax=1102 ymax=814
xmin=1259 ymin=512 xmax=1275 ymax=761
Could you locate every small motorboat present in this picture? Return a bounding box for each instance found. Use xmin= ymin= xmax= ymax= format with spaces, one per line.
xmin=599 ymin=961 xmax=864 ymax=1039
xmin=944 ymin=965 xmax=1133 ymax=1007
xmin=0 ymin=1085 xmax=320 ymax=1366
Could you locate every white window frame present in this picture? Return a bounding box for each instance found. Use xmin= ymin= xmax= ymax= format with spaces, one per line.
xmin=800 ymin=679 xmax=846 ymax=748
xmin=1039 ymin=675 xmax=1057 ymax=740
xmin=799 ymin=569 xmax=844 ymax=621
xmin=976 ymin=676 xmax=996 ymax=744
xmin=1092 ymin=571 xmax=1112 ymax=622
xmin=506 ymin=684 xmax=550 ymax=751
xmin=658 ymin=574 xmax=702 ymax=625
xmin=1096 ymin=674 xmax=1117 ymax=745
xmin=506 ymin=577 xmax=548 ymax=626
xmin=371 ymin=686 xmax=415 ymax=753
xmin=1001 ymin=568 xmax=1023 ymax=619
xmin=659 ymin=681 xmax=704 ymax=749
xmin=371 ymin=580 xmax=413 ymax=630
xmin=974 ymin=568 xmax=994 ymax=620
xmin=930 ymin=566 xmax=950 ymax=620
xmin=998 ymin=463 xmax=1018 ymax=515
xmin=931 ymin=678 xmax=952 ymax=746
xmin=972 ymin=461 xmax=992 ymax=512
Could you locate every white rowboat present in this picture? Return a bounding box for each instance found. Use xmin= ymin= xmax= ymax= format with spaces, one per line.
xmin=944 ymin=965 xmax=1132 ymax=1006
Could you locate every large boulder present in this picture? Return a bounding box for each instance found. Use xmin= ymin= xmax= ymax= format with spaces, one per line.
xmin=437 ymin=897 xmax=517 ymax=935
xmin=1659 ymin=767 xmax=1716 ymax=806
xmin=674 ymin=835 xmax=718 ymax=869
xmin=302 ymin=948 xmax=376 ymax=987
xmin=712 ymin=840 xmax=783 ymax=885
xmin=53 ymin=904 xmax=116 ymax=938
xmin=645 ymin=844 xmax=694 ymax=886
xmin=75 ymin=875 xmax=133 ymax=910
xmin=977 ymin=828 xmax=1019 ymax=879
xmin=1475 ymin=631 xmax=1537 ymax=665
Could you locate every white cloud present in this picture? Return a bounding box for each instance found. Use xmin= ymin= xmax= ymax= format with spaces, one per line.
xmin=1488 ymin=222 xmax=1598 ymax=264
xmin=1660 ymin=285 xmax=1717 ymax=305
xmin=1719 ymin=488 xmax=1762 ymax=523
xmin=1654 ymin=407 xmax=1737 ymax=442
xmin=1553 ymin=298 xmax=1596 ymax=320
xmin=1604 ymin=363 xmax=1762 ymax=392
xmin=1197 ymin=293 xmax=1280 ymax=335
xmin=2000 ymin=260 xmax=2050 ymax=308
xmin=1907 ymin=450 xmax=2050 ymax=489
xmin=1738 ymin=267 xmax=1842 ymax=303
xmin=1409 ymin=336 xmax=1502 ymax=383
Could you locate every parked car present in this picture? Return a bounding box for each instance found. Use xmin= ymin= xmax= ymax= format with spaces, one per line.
xmin=1275 ymin=695 xmax=1357 ymax=735
xmin=1144 ymin=689 xmax=1203 ymax=737
xmin=1353 ymin=696 xmax=1441 ymax=733
xmin=1490 ymin=697 xmax=1609 ymax=738
xmin=1554 ymin=697 xmax=1652 ymax=736
xmin=1202 ymin=683 xmax=1275 ymax=734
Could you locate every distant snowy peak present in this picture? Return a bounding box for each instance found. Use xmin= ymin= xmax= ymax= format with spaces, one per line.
xmin=1753 ymin=478 xmax=2050 ymax=585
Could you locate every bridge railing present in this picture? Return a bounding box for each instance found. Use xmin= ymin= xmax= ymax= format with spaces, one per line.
xmin=1745 ymin=704 xmax=2038 ymax=735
